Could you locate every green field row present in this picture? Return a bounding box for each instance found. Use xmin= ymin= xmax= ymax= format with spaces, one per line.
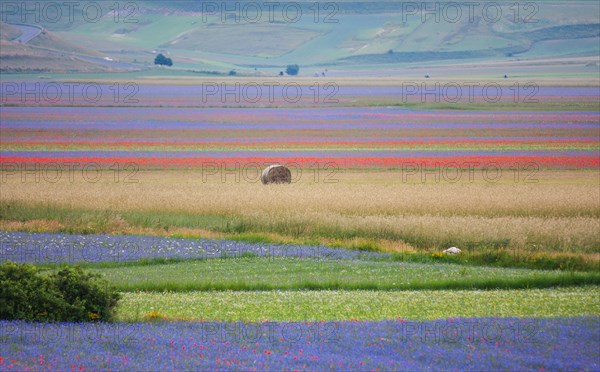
xmin=83 ymin=257 xmax=600 ymax=292
xmin=115 ymin=287 xmax=600 ymax=322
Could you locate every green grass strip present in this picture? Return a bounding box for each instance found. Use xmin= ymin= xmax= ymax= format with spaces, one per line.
xmin=115 ymin=287 xmax=600 ymax=322
xmin=81 ymin=257 xmax=600 ymax=292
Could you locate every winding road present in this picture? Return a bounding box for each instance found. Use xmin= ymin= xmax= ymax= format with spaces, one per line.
xmin=9 ymin=23 xmax=43 ymax=43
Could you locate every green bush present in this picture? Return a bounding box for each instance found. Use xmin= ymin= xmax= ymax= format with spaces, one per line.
xmin=0 ymin=262 xmax=66 ymax=321
xmin=154 ymin=53 xmax=173 ymax=66
xmin=0 ymin=262 xmax=120 ymax=322
xmin=285 ymin=64 xmax=299 ymax=75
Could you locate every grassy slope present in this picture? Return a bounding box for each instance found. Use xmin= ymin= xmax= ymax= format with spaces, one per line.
xmin=27 ymin=29 xmax=103 ymax=57
xmin=0 ymin=22 xmax=22 ymax=40
xmin=0 ymin=40 xmax=119 ymax=73
xmin=0 ymin=25 xmax=122 ymax=73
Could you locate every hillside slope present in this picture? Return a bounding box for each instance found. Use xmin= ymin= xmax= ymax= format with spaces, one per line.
xmin=0 ymin=22 xmax=135 ymax=73
xmin=0 ymin=22 xmax=22 ymax=40
xmin=1 ymin=1 xmax=598 ymax=75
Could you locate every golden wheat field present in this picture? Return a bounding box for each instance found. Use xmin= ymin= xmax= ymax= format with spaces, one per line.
xmin=1 ymin=169 xmax=598 ymax=257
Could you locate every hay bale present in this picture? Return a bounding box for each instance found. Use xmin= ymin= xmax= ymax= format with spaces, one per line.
xmin=261 ymin=164 xmax=291 ymax=185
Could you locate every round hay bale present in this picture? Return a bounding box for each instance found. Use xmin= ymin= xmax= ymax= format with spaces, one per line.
xmin=261 ymin=164 xmax=291 ymax=185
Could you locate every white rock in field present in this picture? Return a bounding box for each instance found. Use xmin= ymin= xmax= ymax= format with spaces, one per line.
xmin=443 ymin=247 xmax=461 ymax=254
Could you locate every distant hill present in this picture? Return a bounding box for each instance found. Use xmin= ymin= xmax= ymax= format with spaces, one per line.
xmin=0 ymin=22 xmax=133 ymax=73
xmin=1 ymin=1 xmax=598 ymax=75
xmin=337 ymin=24 xmax=600 ymax=65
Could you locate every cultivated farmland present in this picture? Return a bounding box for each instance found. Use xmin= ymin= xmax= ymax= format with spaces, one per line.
xmin=1 ymin=1 xmax=599 ymax=370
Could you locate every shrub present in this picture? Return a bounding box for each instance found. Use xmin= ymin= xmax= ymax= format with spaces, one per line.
xmin=0 ymin=262 xmax=66 ymax=321
xmin=0 ymin=262 xmax=120 ymax=322
xmin=50 ymin=266 xmax=121 ymax=321
xmin=154 ymin=53 xmax=173 ymax=66
xmin=285 ymin=64 xmax=299 ymax=75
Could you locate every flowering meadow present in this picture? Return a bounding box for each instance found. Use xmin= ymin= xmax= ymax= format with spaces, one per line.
xmin=1 ymin=81 xmax=599 ymax=371
xmin=1 ymin=317 xmax=598 ymax=371
xmin=0 ymin=231 xmax=372 ymax=264
xmin=2 ymin=83 xmax=599 ymax=107
xmin=2 ymin=231 xmax=599 ymax=293
xmin=1 ymin=105 xmax=598 ymax=169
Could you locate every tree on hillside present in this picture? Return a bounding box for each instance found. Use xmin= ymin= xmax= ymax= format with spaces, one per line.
xmin=285 ymin=64 xmax=299 ymax=76
xmin=154 ymin=53 xmax=173 ymax=67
